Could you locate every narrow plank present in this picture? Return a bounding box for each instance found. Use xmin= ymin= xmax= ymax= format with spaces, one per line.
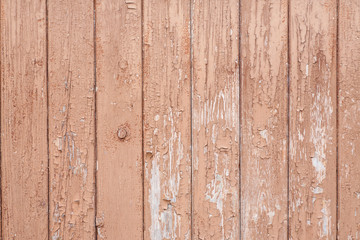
xmin=192 ymin=0 xmax=240 ymax=239
xmin=240 ymin=0 xmax=288 ymax=239
xmin=95 ymin=0 xmax=143 ymax=239
xmin=48 ymin=0 xmax=95 ymax=239
xmin=289 ymin=0 xmax=337 ymax=239
xmin=338 ymin=0 xmax=360 ymax=238
xmin=0 ymin=0 xmax=48 ymax=238
xmin=143 ymin=0 xmax=191 ymax=239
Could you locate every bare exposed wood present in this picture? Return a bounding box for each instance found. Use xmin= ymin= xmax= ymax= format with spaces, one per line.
xmin=192 ymin=0 xmax=240 ymax=239
xmin=0 ymin=0 xmax=48 ymax=238
xmin=240 ymin=0 xmax=289 ymax=239
xmin=143 ymin=1 xmax=191 ymax=239
xmin=289 ymin=0 xmax=337 ymax=239
xmin=338 ymin=0 xmax=360 ymax=238
xmin=95 ymin=0 xmax=143 ymax=239
xmin=48 ymin=0 xmax=96 ymax=239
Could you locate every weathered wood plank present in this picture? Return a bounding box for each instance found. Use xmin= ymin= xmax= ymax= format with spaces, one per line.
xmin=0 ymin=0 xmax=48 ymax=238
xmin=95 ymin=0 xmax=143 ymax=239
xmin=143 ymin=1 xmax=191 ymax=239
xmin=192 ymin=0 xmax=240 ymax=239
xmin=240 ymin=0 xmax=289 ymax=239
xmin=48 ymin=0 xmax=96 ymax=239
xmin=289 ymin=0 xmax=337 ymax=239
xmin=338 ymin=0 xmax=360 ymax=238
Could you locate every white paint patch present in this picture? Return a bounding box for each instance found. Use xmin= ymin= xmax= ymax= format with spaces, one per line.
xmin=149 ymin=153 xmax=161 ymax=240
xmin=298 ymin=129 xmax=304 ymax=142
xmin=149 ymin=107 xmax=186 ymax=239
xmin=205 ymin=153 xmax=226 ymax=239
xmin=52 ymin=231 xmax=60 ymax=240
xmin=319 ymin=199 xmax=331 ymax=238
xmin=53 ymin=137 xmax=63 ymax=151
xmin=310 ymin=85 xmax=333 ymax=184
xmin=312 ymin=186 xmax=324 ymax=194
xmin=267 ymin=211 xmax=275 ymax=224
xmin=203 ymin=145 xmax=208 ymax=154
xmin=264 ymin=35 xmax=268 ymax=47
xmin=259 ymin=129 xmax=268 ymax=142
xmin=306 ymin=64 xmax=309 ymax=76
xmin=160 ymin=204 xmax=181 ymax=239
xmin=350 ymin=141 xmax=355 ymax=155
xmin=355 ymin=192 xmax=360 ymax=199
xmin=311 ymin=154 xmax=326 ymax=183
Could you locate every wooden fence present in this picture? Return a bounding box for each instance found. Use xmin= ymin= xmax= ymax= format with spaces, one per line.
xmin=0 ymin=0 xmax=359 ymax=239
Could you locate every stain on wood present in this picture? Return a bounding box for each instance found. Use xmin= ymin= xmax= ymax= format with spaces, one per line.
xmin=289 ymin=0 xmax=337 ymax=239
xmin=1 ymin=0 xmax=48 ymax=238
xmin=191 ymin=0 xmax=240 ymax=239
xmin=95 ymin=0 xmax=143 ymax=239
xmin=143 ymin=0 xmax=192 ymax=239
xmin=338 ymin=0 xmax=360 ymax=239
xmin=48 ymin=0 xmax=96 ymax=239
xmin=240 ymin=0 xmax=289 ymax=239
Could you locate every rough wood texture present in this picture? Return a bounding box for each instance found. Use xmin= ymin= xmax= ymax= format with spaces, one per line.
xmin=95 ymin=0 xmax=143 ymax=239
xmin=240 ymin=0 xmax=288 ymax=239
xmin=192 ymin=0 xmax=240 ymax=239
xmin=338 ymin=0 xmax=360 ymax=238
xmin=1 ymin=1 xmax=360 ymax=239
xmin=0 ymin=0 xmax=48 ymax=238
xmin=143 ymin=0 xmax=191 ymax=239
xmin=289 ymin=0 xmax=337 ymax=239
xmin=48 ymin=0 xmax=95 ymax=239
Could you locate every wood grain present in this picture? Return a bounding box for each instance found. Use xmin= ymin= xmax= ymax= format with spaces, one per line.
xmin=338 ymin=0 xmax=360 ymax=238
xmin=192 ymin=0 xmax=240 ymax=239
xmin=95 ymin=0 xmax=143 ymax=239
xmin=0 ymin=0 xmax=48 ymax=238
xmin=143 ymin=0 xmax=191 ymax=239
xmin=240 ymin=0 xmax=288 ymax=239
xmin=289 ymin=0 xmax=337 ymax=239
xmin=48 ymin=0 xmax=96 ymax=239
xmin=0 ymin=1 xmax=360 ymax=238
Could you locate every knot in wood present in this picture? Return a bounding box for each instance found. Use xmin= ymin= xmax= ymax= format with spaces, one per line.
xmin=117 ymin=128 xmax=127 ymax=139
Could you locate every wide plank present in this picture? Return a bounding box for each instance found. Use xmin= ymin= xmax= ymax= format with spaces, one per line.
xmin=192 ymin=0 xmax=240 ymax=239
xmin=240 ymin=0 xmax=289 ymax=239
xmin=289 ymin=0 xmax=337 ymax=238
xmin=1 ymin=0 xmax=48 ymax=238
xmin=338 ymin=0 xmax=360 ymax=238
xmin=95 ymin=0 xmax=143 ymax=239
xmin=48 ymin=0 xmax=96 ymax=239
xmin=143 ymin=1 xmax=191 ymax=239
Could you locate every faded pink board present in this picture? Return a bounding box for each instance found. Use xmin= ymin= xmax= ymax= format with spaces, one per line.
xmin=240 ymin=0 xmax=289 ymax=238
xmin=338 ymin=0 xmax=360 ymax=238
xmin=96 ymin=0 xmax=143 ymax=239
xmin=289 ymin=0 xmax=337 ymax=239
xmin=48 ymin=0 xmax=96 ymax=239
xmin=192 ymin=0 xmax=240 ymax=239
xmin=1 ymin=0 xmax=48 ymax=238
xmin=143 ymin=0 xmax=192 ymax=239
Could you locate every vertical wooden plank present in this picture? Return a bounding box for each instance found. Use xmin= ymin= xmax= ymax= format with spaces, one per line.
xmin=289 ymin=0 xmax=337 ymax=239
xmin=143 ymin=0 xmax=191 ymax=239
xmin=0 ymin=0 xmax=48 ymax=238
xmin=240 ymin=0 xmax=288 ymax=239
xmin=96 ymin=0 xmax=143 ymax=239
xmin=338 ymin=0 xmax=360 ymax=238
xmin=48 ymin=0 xmax=95 ymax=239
xmin=192 ymin=0 xmax=240 ymax=239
